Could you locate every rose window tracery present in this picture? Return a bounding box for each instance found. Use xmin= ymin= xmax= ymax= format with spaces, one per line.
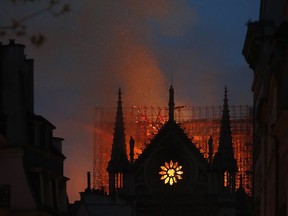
xmin=159 ymin=160 xmax=183 ymax=185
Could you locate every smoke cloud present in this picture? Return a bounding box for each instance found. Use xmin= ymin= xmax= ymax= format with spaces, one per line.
xmin=43 ymin=0 xmax=195 ymax=201
xmin=0 ymin=0 xmax=256 ymax=202
xmin=72 ymin=0 xmax=195 ymax=106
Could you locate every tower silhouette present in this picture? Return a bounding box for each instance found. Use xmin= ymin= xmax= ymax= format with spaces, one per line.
xmin=213 ymin=87 xmax=238 ymax=192
xmin=107 ymin=88 xmax=129 ymax=196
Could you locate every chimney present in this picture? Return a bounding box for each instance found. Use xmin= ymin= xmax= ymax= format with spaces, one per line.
xmin=86 ymin=171 xmax=91 ymax=192
xmin=9 ymin=39 xmax=15 ymax=45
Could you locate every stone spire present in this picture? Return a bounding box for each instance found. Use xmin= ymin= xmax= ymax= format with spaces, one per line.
xmin=215 ymin=87 xmax=237 ymax=171
xmin=108 ymin=88 xmax=128 ymax=171
xmin=107 ymin=89 xmax=129 ymax=195
xmin=168 ymin=85 xmax=175 ymax=122
xmin=213 ymin=87 xmax=237 ymax=192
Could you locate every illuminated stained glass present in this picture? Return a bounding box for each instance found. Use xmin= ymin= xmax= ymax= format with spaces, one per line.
xmin=159 ymin=160 xmax=183 ymax=185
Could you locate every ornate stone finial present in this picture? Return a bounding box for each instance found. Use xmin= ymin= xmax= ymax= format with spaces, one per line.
xmin=129 ymin=136 xmax=135 ymax=164
xmin=168 ymin=85 xmax=175 ymax=122
xmin=224 ymin=86 xmax=228 ymax=106
xmin=208 ymin=135 xmax=213 ymax=164
xmin=118 ymin=88 xmax=122 ymax=103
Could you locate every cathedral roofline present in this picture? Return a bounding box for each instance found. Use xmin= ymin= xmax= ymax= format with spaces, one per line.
xmin=132 ymin=120 xmax=208 ymax=169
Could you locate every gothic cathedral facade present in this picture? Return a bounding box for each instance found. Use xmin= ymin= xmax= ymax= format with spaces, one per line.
xmin=107 ymin=86 xmax=251 ymax=216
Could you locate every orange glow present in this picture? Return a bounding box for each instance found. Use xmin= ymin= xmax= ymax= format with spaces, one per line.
xmin=94 ymin=105 xmax=253 ymax=195
xmin=60 ymin=0 xmax=196 ymax=202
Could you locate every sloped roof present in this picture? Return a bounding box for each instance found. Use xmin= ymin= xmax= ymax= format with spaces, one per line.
xmin=133 ymin=120 xmax=208 ymax=169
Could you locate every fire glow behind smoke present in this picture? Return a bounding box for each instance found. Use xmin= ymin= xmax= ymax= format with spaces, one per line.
xmin=77 ymin=0 xmax=195 ymax=106
xmin=0 ymin=0 xmax=256 ymax=203
xmin=0 ymin=0 xmax=258 ymax=204
xmin=94 ymin=105 xmax=253 ymax=196
xmin=63 ymin=0 xmax=195 ymax=202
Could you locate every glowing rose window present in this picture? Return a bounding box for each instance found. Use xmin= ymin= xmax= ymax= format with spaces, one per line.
xmin=159 ymin=160 xmax=183 ymax=185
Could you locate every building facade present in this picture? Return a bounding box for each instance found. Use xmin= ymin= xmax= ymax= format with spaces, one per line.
xmin=93 ymin=102 xmax=253 ymax=197
xmin=243 ymin=0 xmax=288 ymax=215
xmin=68 ymin=172 xmax=134 ymax=216
xmin=0 ymin=40 xmax=68 ymax=215
xmin=105 ymin=86 xmax=251 ymax=216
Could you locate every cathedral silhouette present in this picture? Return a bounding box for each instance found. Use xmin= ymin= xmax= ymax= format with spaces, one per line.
xmin=103 ymin=86 xmax=251 ymax=216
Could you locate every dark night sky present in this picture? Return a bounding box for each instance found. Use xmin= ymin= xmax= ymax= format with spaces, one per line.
xmin=1 ymin=0 xmax=259 ymax=201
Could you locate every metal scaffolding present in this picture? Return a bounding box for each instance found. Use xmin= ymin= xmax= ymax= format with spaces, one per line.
xmin=93 ymin=105 xmax=253 ymax=195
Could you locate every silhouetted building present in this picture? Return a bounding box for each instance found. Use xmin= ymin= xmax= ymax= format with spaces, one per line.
xmin=93 ymin=103 xmax=253 ymax=197
xmin=72 ymin=87 xmax=252 ymax=216
xmin=0 ymin=40 xmax=68 ymax=215
xmin=68 ymin=172 xmax=133 ymax=216
xmin=243 ymin=1 xmax=288 ymax=215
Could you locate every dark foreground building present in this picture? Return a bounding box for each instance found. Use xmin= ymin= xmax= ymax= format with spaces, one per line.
xmin=0 ymin=40 xmax=68 ymax=215
xmin=71 ymin=86 xmax=252 ymax=216
xmin=243 ymin=0 xmax=288 ymax=215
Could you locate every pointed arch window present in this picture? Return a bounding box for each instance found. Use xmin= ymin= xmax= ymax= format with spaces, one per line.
xmin=114 ymin=173 xmax=124 ymax=189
